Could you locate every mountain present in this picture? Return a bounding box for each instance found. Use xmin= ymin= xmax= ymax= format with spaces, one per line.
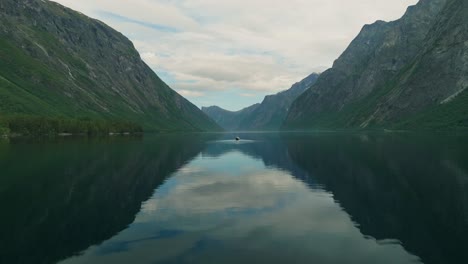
xmin=203 ymin=73 xmax=319 ymax=131
xmin=284 ymin=0 xmax=467 ymax=130
xmin=238 ymin=73 xmax=319 ymax=130
xmin=201 ymin=104 xmax=260 ymax=131
xmin=0 ymin=0 xmax=220 ymax=132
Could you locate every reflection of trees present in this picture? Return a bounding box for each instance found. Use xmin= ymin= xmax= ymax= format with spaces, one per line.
xmin=0 ymin=135 xmax=211 ymax=264
xmin=285 ymin=134 xmax=468 ymax=264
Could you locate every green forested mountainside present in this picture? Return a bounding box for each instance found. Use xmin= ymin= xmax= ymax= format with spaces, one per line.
xmin=284 ymin=0 xmax=467 ymax=130
xmin=0 ymin=0 xmax=221 ymax=132
xmin=203 ymin=73 xmax=319 ymax=131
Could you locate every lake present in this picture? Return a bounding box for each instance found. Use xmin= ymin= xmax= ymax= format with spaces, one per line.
xmin=1 ymin=132 xmax=467 ymax=264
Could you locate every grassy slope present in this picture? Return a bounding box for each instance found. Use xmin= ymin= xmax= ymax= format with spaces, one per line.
xmin=285 ymin=56 xmax=467 ymax=131
xmin=393 ymin=89 xmax=468 ymax=130
xmin=0 ymin=1 xmax=220 ymax=132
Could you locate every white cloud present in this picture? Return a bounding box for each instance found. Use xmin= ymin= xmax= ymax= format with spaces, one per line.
xmin=51 ymin=0 xmax=418 ymax=110
xmin=178 ymin=89 xmax=205 ymax=97
xmin=66 ymin=150 xmax=420 ymax=264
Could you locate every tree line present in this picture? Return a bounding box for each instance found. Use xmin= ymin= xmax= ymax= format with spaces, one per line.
xmin=0 ymin=115 xmax=143 ymax=136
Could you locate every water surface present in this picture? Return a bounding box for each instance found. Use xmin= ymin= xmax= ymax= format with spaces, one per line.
xmin=1 ymin=133 xmax=467 ymax=264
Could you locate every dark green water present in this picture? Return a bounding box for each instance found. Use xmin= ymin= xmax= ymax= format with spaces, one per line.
xmin=1 ymin=133 xmax=468 ymax=264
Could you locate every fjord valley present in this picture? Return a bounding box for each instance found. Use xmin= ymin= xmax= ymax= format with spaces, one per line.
xmin=0 ymin=0 xmax=220 ymax=135
xmin=202 ymin=73 xmax=319 ymax=131
xmin=203 ymin=0 xmax=467 ymax=132
xmin=1 ymin=0 xmax=468 ymax=264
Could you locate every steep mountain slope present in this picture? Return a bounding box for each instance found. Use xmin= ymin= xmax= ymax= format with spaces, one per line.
xmin=285 ymin=0 xmax=467 ymax=130
xmin=201 ymin=104 xmax=260 ymax=131
xmin=238 ymin=73 xmax=319 ymax=130
xmin=203 ymin=73 xmax=319 ymax=131
xmin=0 ymin=0 xmax=220 ymax=131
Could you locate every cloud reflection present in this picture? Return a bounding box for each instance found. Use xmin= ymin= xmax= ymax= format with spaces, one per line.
xmin=61 ymin=147 xmax=420 ymax=264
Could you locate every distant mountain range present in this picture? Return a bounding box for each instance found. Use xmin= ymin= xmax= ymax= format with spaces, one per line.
xmin=202 ymin=73 xmax=319 ymax=131
xmin=202 ymin=104 xmax=260 ymax=131
xmin=284 ymin=0 xmax=467 ymax=130
xmin=0 ymin=0 xmax=220 ymax=132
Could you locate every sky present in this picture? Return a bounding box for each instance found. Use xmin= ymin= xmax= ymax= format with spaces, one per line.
xmin=52 ymin=0 xmax=418 ymax=111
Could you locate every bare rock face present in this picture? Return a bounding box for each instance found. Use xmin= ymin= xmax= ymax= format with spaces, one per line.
xmin=285 ymin=0 xmax=468 ymax=130
xmin=0 ymin=0 xmax=220 ymax=131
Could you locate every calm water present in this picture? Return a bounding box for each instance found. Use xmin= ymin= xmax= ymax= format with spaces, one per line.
xmin=1 ymin=133 xmax=468 ymax=264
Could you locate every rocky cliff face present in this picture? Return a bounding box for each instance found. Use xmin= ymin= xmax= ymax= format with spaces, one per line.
xmin=203 ymin=73 xmax=319 ymax=131
xmin=285 ymin=0 xmax=467 ymax=130
xmin=0 ymin=0 xmax=220 ymax=131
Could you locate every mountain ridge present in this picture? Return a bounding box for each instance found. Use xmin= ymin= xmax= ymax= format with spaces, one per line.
xmin=201 ymin=104 xmax=260 ymax=131
xmin=284 ymin=0 xmax=467 ymax=130
xmin=203 ymin=73 xmax=319 ymax=131
xmin=0 ymin=0 xmax=221 ymax=132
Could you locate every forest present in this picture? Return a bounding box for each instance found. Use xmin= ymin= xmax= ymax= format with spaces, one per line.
xmin=0 ymin=115 xmax=143 ymax=136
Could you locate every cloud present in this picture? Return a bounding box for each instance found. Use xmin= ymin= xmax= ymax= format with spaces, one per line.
xmin=51 ymin=0 xmax=418 ymax=110
xmin=178 ymin=90 xmax=204 ymax=97
xmin=97 ymin=11 xmax=179 ymax=33
xmin=69 ymin=150 xmax=420 ymax=264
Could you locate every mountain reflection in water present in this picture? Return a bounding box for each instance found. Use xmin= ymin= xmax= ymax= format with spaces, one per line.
xmin=1 ymin=133 xmax=467 ymax=264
